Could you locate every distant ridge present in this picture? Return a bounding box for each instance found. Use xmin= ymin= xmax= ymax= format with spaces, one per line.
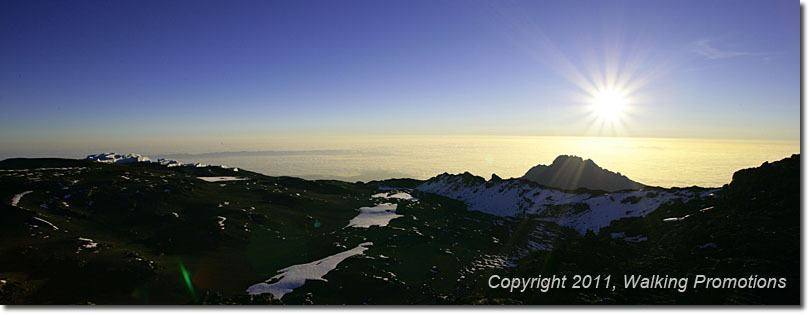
xmin=522 ymin=155 xmax=645 ymax=192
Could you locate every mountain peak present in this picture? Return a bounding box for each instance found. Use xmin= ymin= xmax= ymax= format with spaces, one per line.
xmin=552 ymin=154 xmax=582 ymax=163
xmin=551 ymin=155 xmax=599 ymax=167
xmin=522 ymin=155 xmax=645 ymax=192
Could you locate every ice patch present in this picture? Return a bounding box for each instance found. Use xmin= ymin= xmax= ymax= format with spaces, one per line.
xmin=246 ymin=242 xmax=373 ymax=299
xmin=10 ymin=191 xmax=33 ymax=206
xmin=198 ymin=176 xmax=248 ymax=182
xmin=346 ymin=203 xmax=403 ymax=228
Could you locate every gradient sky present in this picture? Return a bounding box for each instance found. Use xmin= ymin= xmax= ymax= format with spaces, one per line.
xmin=0 ymin=0 xmax=799 ymax=156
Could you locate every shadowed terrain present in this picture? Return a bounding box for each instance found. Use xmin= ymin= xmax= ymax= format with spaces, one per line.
xmin=0 ymin=154 xmax=798 ymax=305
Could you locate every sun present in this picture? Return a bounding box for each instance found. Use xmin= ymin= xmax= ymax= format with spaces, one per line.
xmin=589 ymin=89 xmax=628 ymax=121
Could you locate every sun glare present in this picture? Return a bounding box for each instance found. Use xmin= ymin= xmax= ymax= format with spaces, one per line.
xmin=590 ymin=89 xmax=628 ymax=121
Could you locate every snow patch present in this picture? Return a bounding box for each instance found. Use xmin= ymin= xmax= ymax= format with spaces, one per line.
xmin=371 ymin=191 xmax=419 ymax=201
xmin=78 ymin=237 xmax=98 ymax=249
xmin=198 ymin=176 xmax=248 ymax=182
xmin=246 ymin=242 xmax=373 ymax=299
xmin=346 ymin=203 xmax=402 ymax=228
xmin=10 ymin=191 xmax=33 ymax=206
xmin=469 ymin=254 xmax=516 ymax=270
xmin=157 ymin=158 xmax=184 ymax=167
xmin=663 ymin=215 xmax=690 ymax=222
xmin=527 ymin=225 xmax=555 ymax=251
xmin=216 ymin=216 xmax=227 ymax=229
xmin=699 ymin=206 xmax=715 ymax=212
xmin=33 ymin=217 xmax=59 ymax=230
xmin=75 ymin=237 xmax=98 ymax=253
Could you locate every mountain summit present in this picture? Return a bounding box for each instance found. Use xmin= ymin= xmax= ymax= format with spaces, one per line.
xmin=522 ymin=155 xmax=645 ymax=192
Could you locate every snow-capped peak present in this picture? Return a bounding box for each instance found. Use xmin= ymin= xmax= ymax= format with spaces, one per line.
xmin=417 ymin=172 xmax=718 ymax=234
xmin=85 ymin=153 xmax=151 ymax=164
xmin=84 ymin=152 xmax=237 ymax=171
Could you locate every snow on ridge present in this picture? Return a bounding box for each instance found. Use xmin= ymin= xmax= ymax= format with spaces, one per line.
xmin=85 ymin=152 xmax=238 ymax=171
xmin=416 ymin=175 xmax=718 ymax=234
xmin=85 ymin=153 xmax=151 ymax=164
xmin=246 ymin=242 xmax=373 ymax=299
xmin=156 ymin=158 xmax=184 ymax=167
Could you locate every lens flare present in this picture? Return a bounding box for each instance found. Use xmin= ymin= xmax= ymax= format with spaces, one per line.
xmin=178 ymin=261 xmax=197 ymax=301
xmin=589 ymin=89 xmax=628 ymax=122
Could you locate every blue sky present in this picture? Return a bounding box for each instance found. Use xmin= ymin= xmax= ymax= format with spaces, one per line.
xmin=0 ymin=0 xmax=799 ymax=153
